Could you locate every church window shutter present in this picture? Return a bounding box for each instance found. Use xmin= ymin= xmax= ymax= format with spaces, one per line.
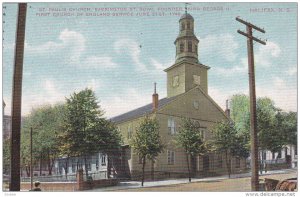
xmin=188 ymin=41 xmax=192 ymax=52
xmin=180 ymin=43 xmax=184 ymax=53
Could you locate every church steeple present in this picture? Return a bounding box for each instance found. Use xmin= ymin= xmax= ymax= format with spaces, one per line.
xmin=164 ymin=12 xmax=210 ymax=98
xmin=174 ymin=11 xmax=199 ymax=63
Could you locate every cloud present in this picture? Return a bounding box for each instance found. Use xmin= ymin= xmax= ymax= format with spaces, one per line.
xmin=209 ymin=87 xmax=248 ymax=110
xmin=102 ymin=88 xmax=153 ymax=118
xmin=286 ymin=66 xmax=297 ymax=76
xmin=26 ymin=29 xmax=85 ymax=53
xmin=13 ymin=78 xmax=103 ymax=116
xmin=210 ymin=77 xmax=297 ymax=113
xmin=74 ymin=79 xmax=102 ymax=92
xmin=213 ymin=57 xmax=248 ymax=77
xmin=25 ymin=29 xmax=119 ymax=70
xmin=213 ymin=41 xmax=281 ymax=77
xmin=114 ymin=39 xmax=146 ymax=71
xmin=256 ymin=77 xmax=297 ymax=112
xmin=200 ymin=34 xmax=239 ymax=62
xmin=150 ymin=58 xmax=173 ymax=71
xmin=25 ymin=29 xmax=86 ymax=64
xmin=83 ymin=55 xmax=117 ymax=69
xmin=21 ymin=79 xmax=66 ymax=115
xmin=255 ymin=41 xmax=281 ymax=67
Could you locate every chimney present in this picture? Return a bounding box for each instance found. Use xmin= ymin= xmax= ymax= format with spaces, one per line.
xmin=225 ymin=99 xmax=230 ymax=118
xmin=152 ymin=82 xmax=159 ymax=111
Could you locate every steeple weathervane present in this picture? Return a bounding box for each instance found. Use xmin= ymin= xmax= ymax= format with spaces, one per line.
xmin=185 ymin=3 xmax=191 ymax=14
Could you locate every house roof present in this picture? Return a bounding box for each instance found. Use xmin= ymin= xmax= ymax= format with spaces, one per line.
xmin=110 ymin=95 xmax=179 ymax=123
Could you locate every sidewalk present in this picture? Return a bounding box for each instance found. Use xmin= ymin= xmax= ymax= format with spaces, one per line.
xmin=91 ymin=168 xmax=297 ymax=191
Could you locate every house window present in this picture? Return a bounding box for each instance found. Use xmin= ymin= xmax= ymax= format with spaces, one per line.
xmin=167 ymin=150 xmax=175 ymax=165
xmin=86 ymin=163 xmax=91 ymax=171
xmin=181 ymin=22 xmax=185 ymax=30
xmin=200 ymin=129 xmax=205 ymax=140
xmin=101 ymin=155 xmax=106 ymax=166
xmin=168 ymin=117 xmax=176 ymax=135
xmin=188 ymin=41 xmax=192 ymax=52
xmin=180 ymin=43 xmax=184 ymax=53
xmin=96 ymin=159 xmax=99 ymax=170
xmin=235 ymin=157 xmax=240 ymax=168
xmin=72 ymin=164 xmax=76 ymax=173
xmin=194 ymin=120 xmax=200 ymax=128
xmin=262 ymin=151 xmax=267 ymax=160
xmin=127 ymin=125 xmax=132 ymax=139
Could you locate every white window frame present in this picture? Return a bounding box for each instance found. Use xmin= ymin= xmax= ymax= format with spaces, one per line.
xmin=167 ymin=150 xmax=175 ymax=165
xmin=127 ymin=125 xmax=132 ymax=139
xmin=200 ymin=128 xmax=205 ymax=140
xmin=101 ymin=155 xmax=106 ymax=166
xmin=168 ymin=117 xmax=176 ymax=135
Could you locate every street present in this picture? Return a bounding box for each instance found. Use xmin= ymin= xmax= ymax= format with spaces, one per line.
xmin=91 ymin=168 xmax=297 ymax=192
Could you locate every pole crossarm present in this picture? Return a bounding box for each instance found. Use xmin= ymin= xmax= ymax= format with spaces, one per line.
xmin=236 ymin=17 xmax=265 ymax=33
xmin=237 ymin=30 xmax=266 ymax=45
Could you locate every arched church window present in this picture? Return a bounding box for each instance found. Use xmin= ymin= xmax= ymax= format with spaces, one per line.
xmin=195 ymin=44 xmax=198 ymax=54
xmin=180 ymin=43 xmax=184 ymax=53
xmin=194 ymin=121 xmax=200 ymax=128
xmin=187 ymin=22 xmax=190 ymax=29
xmin=181 ymin=22 xmax=185 ymax=30
xmin=188 ymin=41 xmax=192 ymax=52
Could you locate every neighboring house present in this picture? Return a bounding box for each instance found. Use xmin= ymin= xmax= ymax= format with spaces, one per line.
xmin=110 ymin=12 xmax=247 ymax=180
xmin=54 ymin=153 xmax=108 ymax=179
xmin=3 ymin=115 xmax=11 ymax=139
xmin=259 ymin=145 xmax=297 ymax=169
xmin=2 ymin=101 xmax=24 ymax=140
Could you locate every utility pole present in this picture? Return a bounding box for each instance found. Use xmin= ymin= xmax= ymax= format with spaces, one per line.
xmin=10 ymin=3 xmax=27 ymax=191
xmin=236 ymin=17 xmax=266 ymax=191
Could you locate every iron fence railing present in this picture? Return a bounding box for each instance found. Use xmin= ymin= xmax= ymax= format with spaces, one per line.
xmin=21 ymin=170 xmax=108 ymax=182
xmin=83 ymin=171 xmax=107 ymax=181
xmin=21 ymin=173 xmax=77 ymax=182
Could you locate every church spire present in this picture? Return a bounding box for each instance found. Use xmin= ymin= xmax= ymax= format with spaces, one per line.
xmin=174 ymin=10 xmax=199 ymax=63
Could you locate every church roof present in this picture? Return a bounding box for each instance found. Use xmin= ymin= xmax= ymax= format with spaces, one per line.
xmin=110 ymin=95 xmax=179 ymax=123
xmin=180 ymin=13 xmax=194 ymax=20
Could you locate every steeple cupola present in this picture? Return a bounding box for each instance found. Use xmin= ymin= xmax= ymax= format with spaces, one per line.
xmin=164 ymin=11 xmax=210 ymax=98
xmin=175 ymin=12 xmax=199 ymax=63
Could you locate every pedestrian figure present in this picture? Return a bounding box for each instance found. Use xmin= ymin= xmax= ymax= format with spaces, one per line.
xmin=31 ymin=181 xmax=42 ymax=191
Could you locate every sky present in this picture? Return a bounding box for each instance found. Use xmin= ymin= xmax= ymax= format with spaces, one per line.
xmin=2 ymin=2 xmax=298 ymax=118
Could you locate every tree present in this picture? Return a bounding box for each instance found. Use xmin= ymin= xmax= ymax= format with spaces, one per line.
xmin=280 ymin=112 xmax=297 ymax=146
xmin=21 ymin=104 xmax=66 ymax=176
xmin=131 ymin=116 xmax=164 ymax=186
xmin=230 ymin=94 xmax=250 ymax=133
xmin=230 ymin=95 xmax=291 ymax=160
xmin=211 ymin=121 xmax=248 ymax=178
xmin=176 ymin=118 xmax=208 ymax=182
xmin=63 ymin=88 xmax=122 ymax=179
xmin=90 ymin=118 xmax=122 ymax=178
xmin=3 ymin=138 xmax=10 ymax=175
xmin=256 ymin=99 xmax=281 ymax=156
